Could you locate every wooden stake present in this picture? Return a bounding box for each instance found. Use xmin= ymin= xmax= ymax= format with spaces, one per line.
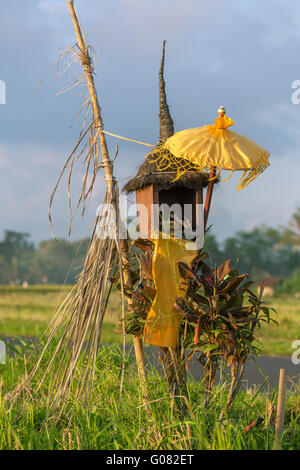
xmin=133 ymin=336 xmax=149 ymax=400
xmin=274 ymin=368 xmax=287 ymax=449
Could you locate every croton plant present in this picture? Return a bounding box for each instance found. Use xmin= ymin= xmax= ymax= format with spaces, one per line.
xmin=113 ymin=240 xmax=277 ymax=412
xmin=175 ymin=254 xmax=277 ymax=408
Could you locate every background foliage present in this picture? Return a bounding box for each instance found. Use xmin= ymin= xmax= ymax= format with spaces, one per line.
xmin=1 ymin=207 xmax=300 ymax=286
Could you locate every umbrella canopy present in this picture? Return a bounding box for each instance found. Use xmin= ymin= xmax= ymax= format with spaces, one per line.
xmin=146 ymin=107 xmax=270 ymax=191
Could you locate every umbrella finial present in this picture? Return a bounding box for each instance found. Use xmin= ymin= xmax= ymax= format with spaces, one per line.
xmin=218 ymin=106 xmax=226 ymax=116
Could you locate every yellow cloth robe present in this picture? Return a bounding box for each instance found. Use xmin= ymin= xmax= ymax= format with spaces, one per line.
xmin=143 ymin=237 xmax=197 ymax=349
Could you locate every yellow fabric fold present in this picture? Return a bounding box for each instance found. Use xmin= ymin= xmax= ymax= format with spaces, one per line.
xmin=143 ymin=237 xmax=197 ymax=349
xmin=211 ymin=115 xmax=235 ymax=129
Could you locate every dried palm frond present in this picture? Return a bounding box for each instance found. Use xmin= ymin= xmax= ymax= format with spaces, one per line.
xmin=45 ymin=5 xmax=115 ymax=239
xmin=30 ymin=40 xmax=100 ymax=239
xmin=48 ymin=51 xmax=102 ymax=238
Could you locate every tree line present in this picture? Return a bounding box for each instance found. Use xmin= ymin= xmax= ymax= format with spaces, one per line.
xmin=1 ymin=208 xmax=300 ymax=286
xmin=0 ymin=231 xmax=89 ymax=285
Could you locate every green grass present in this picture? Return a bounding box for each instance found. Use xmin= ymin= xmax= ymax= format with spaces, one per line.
xmin=0 ymin=345 xmax=299 ymax=450
xmin=256 ymin=295 xmax=300 ymax=356
xmin=0 ymin=286 xmax=299 ymax=355
xmin=0 ymin=286 xmax=299 ymax=450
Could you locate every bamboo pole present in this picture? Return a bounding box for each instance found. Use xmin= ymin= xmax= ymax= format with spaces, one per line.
xmin=120 ymin=238 xmax=151 ymax=417
xmin=204 ymin=167 xmax=216 ymax=230
xmin=67 ymin=0 xmax=150 ymax=412
xmin=274 ymin=368 xmax=287 ymax=449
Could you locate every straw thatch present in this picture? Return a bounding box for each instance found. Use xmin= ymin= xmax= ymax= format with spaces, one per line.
xmin=123 ymin=41 xmax=210 ymax=194
xmin=123 ymin=156 xmax=210 ymax=193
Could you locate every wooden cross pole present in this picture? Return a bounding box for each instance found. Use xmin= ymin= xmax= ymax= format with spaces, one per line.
xmin=67 ymin=0 xmax=113 ymax=192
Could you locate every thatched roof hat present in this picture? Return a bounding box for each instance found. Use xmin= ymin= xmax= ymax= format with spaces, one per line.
xmin=123 ymin=41 xmax=210 ymax=194
xmin=123 ymin=157 xmax=209 ymax=193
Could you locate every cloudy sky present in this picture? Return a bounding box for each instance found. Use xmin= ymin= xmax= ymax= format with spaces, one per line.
xmin=1 ymin=0 xmax=300 ymax=243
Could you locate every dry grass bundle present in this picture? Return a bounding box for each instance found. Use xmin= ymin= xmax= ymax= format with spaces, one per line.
xmin=6 ymin=188 xmax=126 ymax=413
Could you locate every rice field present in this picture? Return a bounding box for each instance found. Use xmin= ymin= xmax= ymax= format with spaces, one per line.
xmin=0 ymin=286 xmax=299 ymax=356
xmin=257 ymin=296 xmax=300 ymax=356
xmin=0 ymin=285 xmax=123 ymax=344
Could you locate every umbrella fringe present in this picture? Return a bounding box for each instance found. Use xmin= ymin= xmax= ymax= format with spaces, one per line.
xmin=236 ymin=165 xmax=270 ymax=191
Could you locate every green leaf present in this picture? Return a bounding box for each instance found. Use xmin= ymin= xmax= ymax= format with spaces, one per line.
xmin=211 ymin=329 xmax=224 ymax=337
xmin=203 ymin=344 xmax=219 ymax=352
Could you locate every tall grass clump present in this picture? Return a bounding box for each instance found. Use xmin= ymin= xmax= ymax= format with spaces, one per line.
xmin=1 ymin=344 xmax=299 ymax=450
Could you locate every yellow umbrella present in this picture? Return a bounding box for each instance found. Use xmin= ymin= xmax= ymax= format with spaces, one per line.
xmin=146 ymin=106 xmax=270 ymax=227
xmin=147 ymin=107 xmax=270 ymax=190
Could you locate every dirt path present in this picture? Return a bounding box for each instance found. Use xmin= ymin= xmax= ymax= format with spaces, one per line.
xmin=141 ymin=347 xmax=300 ymax=390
